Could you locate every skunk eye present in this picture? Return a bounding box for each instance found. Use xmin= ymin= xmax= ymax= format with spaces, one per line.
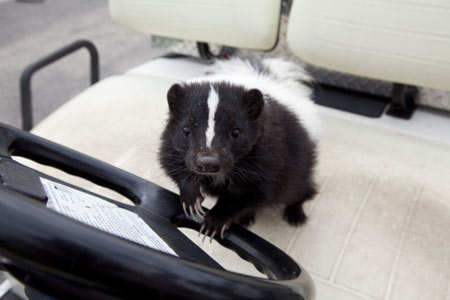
xmin=183 ymin=127 xmax=191 ymax=137
xmin=231 ymin=128 xmax=240 ymax=138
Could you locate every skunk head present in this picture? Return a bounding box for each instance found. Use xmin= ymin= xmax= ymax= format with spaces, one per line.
xmin=165 ymin=82 xmax=264 ymax=175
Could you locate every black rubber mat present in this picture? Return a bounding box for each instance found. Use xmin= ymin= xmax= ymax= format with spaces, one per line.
xmin=313 ymin=84 xmax=390 ymax=118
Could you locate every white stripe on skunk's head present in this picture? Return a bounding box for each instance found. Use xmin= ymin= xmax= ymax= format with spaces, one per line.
xmin=165 ymin=82 xmax=264 ymax=176
xmin=205 ymin=86 xmax=219 ymax=148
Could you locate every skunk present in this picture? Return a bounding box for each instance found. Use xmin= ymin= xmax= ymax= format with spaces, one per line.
xmin=159 ymin=57 xmax=320 ymax=239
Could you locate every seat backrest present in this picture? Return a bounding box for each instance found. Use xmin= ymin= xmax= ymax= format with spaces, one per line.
xmin=109 ymin=0 xmax=281 ymax=50
xmin=286 ymin=0 xmax=450 ymax=91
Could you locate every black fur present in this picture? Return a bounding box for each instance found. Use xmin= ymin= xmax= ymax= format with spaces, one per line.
xmin=159 ymin=75 xmax=317 ymax=235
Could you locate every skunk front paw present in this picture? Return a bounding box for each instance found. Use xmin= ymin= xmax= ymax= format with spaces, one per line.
xmin=180 ymin=186 xmax=205 ymax=221
xmin=180 ymin=195 xmax=205 ymax=221
xmin=199 ymin=210 xmax=233 ymax=242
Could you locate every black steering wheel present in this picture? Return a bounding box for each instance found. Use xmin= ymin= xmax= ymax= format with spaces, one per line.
xmin=0 ymin=123 xmax=315 ymax=300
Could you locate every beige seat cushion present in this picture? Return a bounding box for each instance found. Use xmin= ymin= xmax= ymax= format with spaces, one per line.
xmin=287 ymin=0 xmax=450 ymax=90
xmin=29 ymin=74 xmax=178 ymax=200
xmin=33 ymin=74 xmax=173 ymax=166
xmin=30 ymin=68 xmax=450 ymax=299
xmin=109 ymin=0 xmax=281 ymax=50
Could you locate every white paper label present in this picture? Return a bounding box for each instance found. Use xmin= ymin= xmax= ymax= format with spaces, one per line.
xmin=40 ymin=177 xmax=177 ymax=256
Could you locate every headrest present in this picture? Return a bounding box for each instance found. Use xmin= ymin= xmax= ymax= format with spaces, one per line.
xmin=109 ymin=0 xmax=281 ymax=50
xmin=287 ymin=0 xmax=450 ymax=90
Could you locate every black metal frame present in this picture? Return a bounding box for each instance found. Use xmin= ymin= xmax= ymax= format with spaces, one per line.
xmin=313 ymin=82 xmax=419 ymax=119
xmin=0 ymin=123 xmax=315 ymax=300
xmin=19 ymin=40 xmax=99 ymax=131
xmin=195 ymin=0 xmax=283 ymax=61
xmin=196 ymin=42 xmax=237 ymax=60
xmin=386 ymin=83 xmax=418 ymax=119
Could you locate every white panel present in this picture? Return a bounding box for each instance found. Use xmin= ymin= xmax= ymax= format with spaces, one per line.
xmin=109 ymin=0 xmax=281 ymax=50
xmin=287 ymin=0 xmax=450 ymax=90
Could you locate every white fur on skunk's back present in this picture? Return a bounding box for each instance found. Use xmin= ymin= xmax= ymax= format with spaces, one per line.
xmin=188 ymin=57 xmax=320 ymax=141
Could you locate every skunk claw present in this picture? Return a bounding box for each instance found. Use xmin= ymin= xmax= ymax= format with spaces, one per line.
xmin=194 ymin=201 xmax=204 ymax=219
xmin=182 ymin=202 xmax=189 ymax=217
xmin=196 ymin=197 xmax=206 ymax=215
xmin=198 ymin=224 xmax=206 ymax=237
xmin=193 ymin=205 xmax=201 ymax=220
xmin=189 ymin=204 xmax=199 ymax=221
xmin=210 ymin=230 xmax=217 ymax=243
xmin=202 ymin=229 xmax=210 ymax=243
xmin=220 ymin=224 xmax=228 ymax=240
xmin=195 ymin=201 xmax=205 ymax=218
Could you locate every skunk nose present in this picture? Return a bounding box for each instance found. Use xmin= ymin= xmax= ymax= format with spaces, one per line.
xmin=196 ymin=155 xmax=221 ymax=173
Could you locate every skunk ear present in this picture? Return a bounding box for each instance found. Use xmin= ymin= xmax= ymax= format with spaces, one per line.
xmin=243 ymin=89 xmax=264 ymax=121
xmin=167 ymin=84 xmax=185 ymax=116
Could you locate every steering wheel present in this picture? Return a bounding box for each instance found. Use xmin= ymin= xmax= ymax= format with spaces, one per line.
xmin=0 ymin=123 xmax=315 ymax=300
